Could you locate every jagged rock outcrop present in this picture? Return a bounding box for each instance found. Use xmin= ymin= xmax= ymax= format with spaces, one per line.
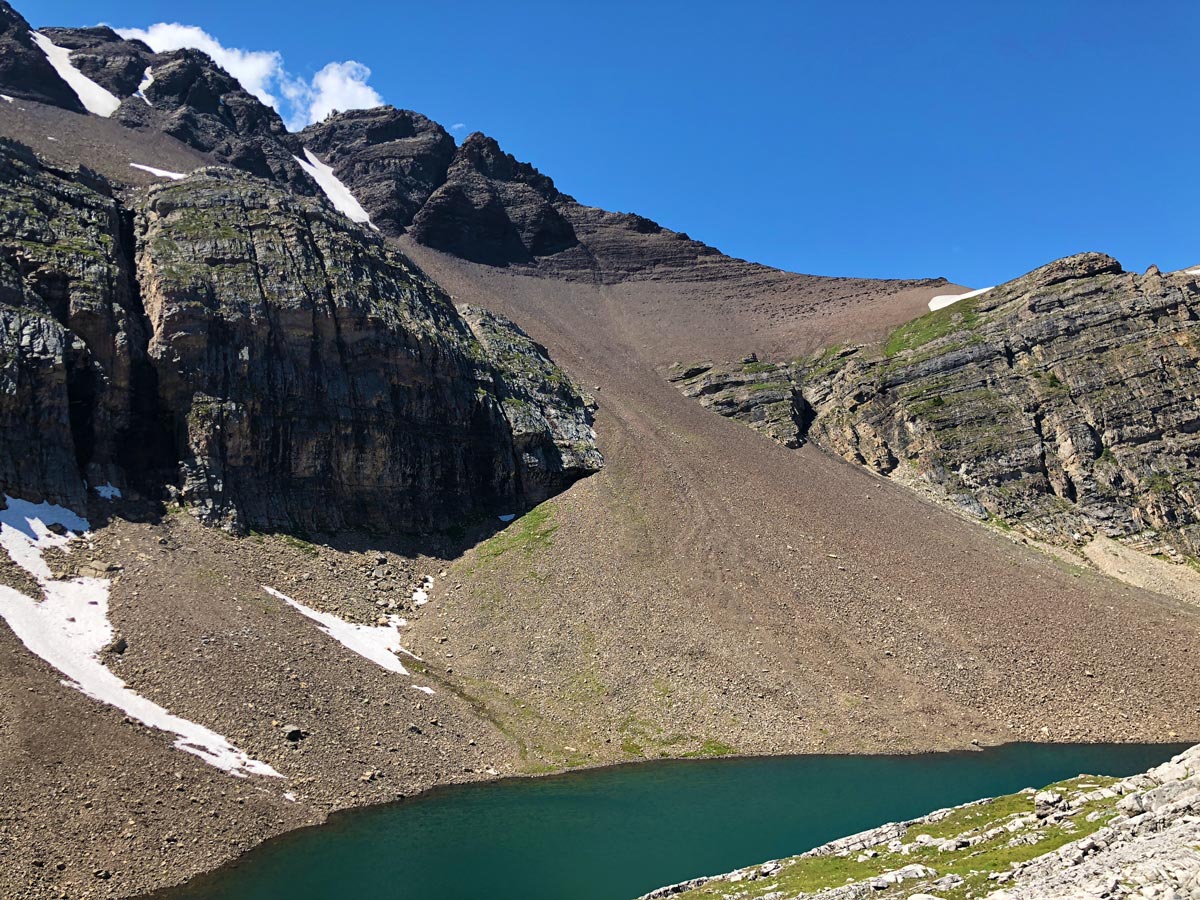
xmin=37 ymin=25 xmax=151 ymax=98
xmin=120 ymin=47 xmax=313 ymax=193
xmin=410 ymin=132 xmax=579 ymax=265
xmin=0 ymin=2 xmax=84 ymax=111
xmin=988 ymin=747 xmax=1200 ymax=900
xmin=670 ymin=254 xmax=1200 ymax=555
xmin=801 ymin=253 xmax=1200 ymax=553
xmin=0 ymin=140 xmax=600 ymax=531
xmin=22 ymin=19 xmax=315 ymax=195
xmin=667 ymin=356 xmax=810 ymax=448
xmin=298 ymin=107 xmax=456 ymax=237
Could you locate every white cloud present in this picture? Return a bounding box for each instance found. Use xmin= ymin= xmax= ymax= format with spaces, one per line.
xmin=115 ymin=22 xmax=382 ymax=130
xmin=450 ymin=122 xmax=466 ymax=132
xmin=116 ymin=23 xmax=282 ymax=107
xmin=283 ymin=61 xmax=383 ymax=131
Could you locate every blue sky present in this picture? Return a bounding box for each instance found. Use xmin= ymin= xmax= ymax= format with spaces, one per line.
xmin=32 ymin=0 xmax=1199 ymax=286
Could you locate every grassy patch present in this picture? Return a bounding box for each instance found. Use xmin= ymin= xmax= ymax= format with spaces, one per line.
xmin=683 ymin=739 xmax=735 ymax=758
xmin=804 ymin=343 xmax=850 ymax=377
xmin=279 ymin=533 xmax=320 ymax=557
xmin=909 ymin=395 xmax=947 ymax=417
xmin=746 ymin=380 xmax=788 ymax=392
xmin=885 ymin=297 xmax=985 ymax=358
xmin=742 ymin=361 xmax=778 ymax=374
xmin=477 ymin=504 xmax=558 ymax=560
xmin=1144 ymin=473 xmax=1176 ymax=494
xmin=667 ymin=774 xmax=1123 ymax=900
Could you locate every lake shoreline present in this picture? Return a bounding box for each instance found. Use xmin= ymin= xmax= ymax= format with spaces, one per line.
xmin=135 ymin=741 xmax=1193 ymax=900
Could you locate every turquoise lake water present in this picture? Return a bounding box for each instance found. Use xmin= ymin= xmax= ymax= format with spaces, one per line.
xmin=153 ymin=743 xmax=1185 ymax=900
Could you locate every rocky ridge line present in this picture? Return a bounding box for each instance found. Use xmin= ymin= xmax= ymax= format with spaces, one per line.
xmin=10 ymin=4 xmax=840 ymax=286
xmin=670 ymin=254 xmax=1200 ymax=557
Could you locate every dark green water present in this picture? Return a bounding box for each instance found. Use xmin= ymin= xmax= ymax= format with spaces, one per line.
xmin=157 ymin=743 xmax=1184 ymax=900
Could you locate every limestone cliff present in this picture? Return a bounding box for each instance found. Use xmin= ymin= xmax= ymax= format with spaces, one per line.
xmin=0 ymin=140 xmax=600 ymax=532
xmin=671 ymin=254 xmax=1200 ymax=555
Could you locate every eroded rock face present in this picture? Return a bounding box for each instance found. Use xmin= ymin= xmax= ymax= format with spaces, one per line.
xmin=410 ymin=132 xmax=578 ymax=265
xmin=0 ymin=2 xmax=84 ymax=111
xmin=802 ymin=253 xmax=1200 ymax=552
xmin=0 ymin=140 xmax=152 ymax=507
xmin=670 ymin=253 xmax=1200 ymax=554
xmin=667 ymin=357 xmax=811 ymax=448
xmin=0 ymin=142 xmax=601 ymax=531
xmin=299 ymin=107 xmax=456 ymax=237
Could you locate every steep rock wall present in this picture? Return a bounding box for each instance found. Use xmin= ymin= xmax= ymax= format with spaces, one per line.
xmin=0 ymin=142 xmax=601 ymax=532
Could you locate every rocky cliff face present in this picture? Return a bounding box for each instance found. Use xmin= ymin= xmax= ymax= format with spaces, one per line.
xmin=804 ymin=253 xmax=1200 ymax=553
xmin=0 ymin=140 xmax=600 ymax=532
xmin=0 ymin=3 xmax=84 ymax=111
xmin=670 ymin=254 xmax=1200 ymax=555
xmin=0 ymin=140 xmax=149 ymax=509
xmin=298 ymin=107 xmax=456 ymax=237
xmin=667 ymin=356 xmax=811 ymax=448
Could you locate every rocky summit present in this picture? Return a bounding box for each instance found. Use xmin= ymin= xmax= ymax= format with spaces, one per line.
xmin=1 ymin=1 xmax=1199 ymax=899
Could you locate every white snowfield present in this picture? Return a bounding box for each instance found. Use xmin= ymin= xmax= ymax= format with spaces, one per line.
xmin=130 ymin=163 xmax=187 ymax=180
xmin=92 ymin=482 xmax=122 ymax=500
xmin=0 ymin=94 xmax=13 ymax=103
xmin=293 ymin=148 xmax=375 ymax=227
xmin=0 ymin=496 xmax=280 ymax=777
xmin=927 ymin=286 xmax=994 ymax=312
xmin=30 ymin=32 xmax=121 ymax=117
xmin=1185 ymin=266 xmax=1200 ymax=275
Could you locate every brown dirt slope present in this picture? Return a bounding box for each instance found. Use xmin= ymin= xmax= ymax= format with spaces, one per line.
xmin=399 ymin=240 xmax=1200 ymax=768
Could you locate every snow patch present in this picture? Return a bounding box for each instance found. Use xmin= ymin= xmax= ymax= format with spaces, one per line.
xmin=46 ymin=136 xmax=58 ymax=141
xmin=31 ymin=32 xmax=121 ymax=117
xmin=1185 ymin=267 xmax=1200 ymax=275
xmin=928 ymin=286 xmax=994 ymax=312
xmin=293 ymin=148 xmax=375 ymax=228
xmin=93 ymin=483 xmax=121 ymax=500
xmin=0 ymin=94 xmax=12 ymax=103
xmin=411 ymin=575 xmax=434 ymax=608
xmin=0 ymin=496 xmax=279 ymax=778
xmin=498 ymin=513 xmax=517 ymax=523
xmin=130 ymin=163 xmax=187 ymax=180
xmin=410 ymin=685 xmax=436 ymax=695
xmin=263 ymin=586 xmax=410 ymax=675
xmin=135 ymin=66 xmax=154 ymax=105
